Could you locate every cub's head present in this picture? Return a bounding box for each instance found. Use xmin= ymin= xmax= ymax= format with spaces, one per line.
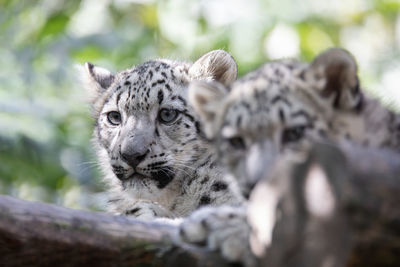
xmin=82 ymin=50 xmax=237 ymax=200
xmin=189 ymin=48 xmax=363 ymax=195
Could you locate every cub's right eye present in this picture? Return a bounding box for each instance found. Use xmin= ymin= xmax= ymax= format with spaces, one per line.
xmin=107 ymin=111 xmax=122 ymax=125
xmin=227 ymin=136 xmax=246 ymax=150
xmin=282 ymin=125 xmax=305 ymax=144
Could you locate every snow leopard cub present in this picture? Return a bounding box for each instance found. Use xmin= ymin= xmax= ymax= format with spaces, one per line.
xmin=179 ymin=48 xmax=400 ymax=265
xmin=81 ymin=50 xmax=244 ymax=221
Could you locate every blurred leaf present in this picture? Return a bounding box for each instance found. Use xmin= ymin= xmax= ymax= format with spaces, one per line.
xmin=298 ymin=24 xmax=334 ymax=60
xmin=0 ymin=135 xmax=65 ymax=189
xmin=297 ymin=20 xmax=339 ymax=61
xmin=139 ymin=4 xmax=158 ymax=30
xmin=71 ymin=45 xmax=107 ymax=63
xmin=198 ymin=15 xmax=208 ymax=34
xmin=375 ymin=0 xmax=400 ymax=19
xmin=36 ymin=13 xmax=69 ymax=41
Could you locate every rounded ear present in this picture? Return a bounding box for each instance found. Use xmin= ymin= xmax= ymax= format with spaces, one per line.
xmin=81 ymin=62 xmax=115 ymax=104
xmin=189 ymin=50 xmax=237 ymax=86
xmin=188 ymin=80 xmax=230 ymax=139
xmin=308 ymin=48 xmax=362 ymax=110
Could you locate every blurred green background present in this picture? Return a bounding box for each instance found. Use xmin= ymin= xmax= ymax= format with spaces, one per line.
xmin=1 ymin=0 xmax=399 ymax=211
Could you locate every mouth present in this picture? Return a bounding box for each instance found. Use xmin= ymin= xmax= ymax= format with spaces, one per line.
xmin=126 ymin=169 xmax=175 ymax=189
xmin=150 ymin=168 xmax=175 ymax=189
xmin=115 ymin=166 xmax=175 ymax=189
xmin=123 ymin=173 xmax=149 ymax=181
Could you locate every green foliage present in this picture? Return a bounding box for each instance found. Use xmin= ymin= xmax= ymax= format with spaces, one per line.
xmin=37 ymin=13 xmax=70 ymax=40
xmin=0 ymin=0 xmax=399 ymax=210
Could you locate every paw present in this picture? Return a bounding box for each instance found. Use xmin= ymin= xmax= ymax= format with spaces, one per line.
xmin=178 ymin=205 xmax=257 ymax=266
xmin=122 ymin=200 xmax=173 ymax=221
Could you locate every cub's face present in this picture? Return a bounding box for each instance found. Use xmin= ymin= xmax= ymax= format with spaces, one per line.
xmin=96 ymin=61 xmax=198 ymax=190
xmin=190 ymin=48 xmax=363 ymax=195
xmin=83 ymin=50 xmax=237 ymax=196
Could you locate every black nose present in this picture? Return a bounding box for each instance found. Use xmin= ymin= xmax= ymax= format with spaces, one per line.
xmin=121 ymin=150 xmax=148 ymax=169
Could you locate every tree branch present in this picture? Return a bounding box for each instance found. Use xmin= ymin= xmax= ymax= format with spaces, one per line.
xmin=0 ymin=195 xmax=228 ymax=267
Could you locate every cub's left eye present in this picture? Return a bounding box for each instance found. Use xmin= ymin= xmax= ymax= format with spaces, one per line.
xmin=282 ymin=125 xmax=306 ymax=144
xmin=158 ymin=108 xmax=179 ymax=124
xmin=107 ymin=111 xmax=122 ymax=125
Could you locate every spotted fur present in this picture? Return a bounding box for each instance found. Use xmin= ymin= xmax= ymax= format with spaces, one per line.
xmin=81 ymin=50 xmax=243 ymax=219
xmin=179 ymin=48 xmax=400 ymax=265
xmin=190 ymin=48 xmax=400 ymax=193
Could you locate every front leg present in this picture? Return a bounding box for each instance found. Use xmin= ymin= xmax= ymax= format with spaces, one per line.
xmin=178 ymin=205 xmax=258 ymax=267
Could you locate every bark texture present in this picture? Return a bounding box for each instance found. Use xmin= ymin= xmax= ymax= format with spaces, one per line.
xmin=0 ymin=195 xmax=227 ymax=267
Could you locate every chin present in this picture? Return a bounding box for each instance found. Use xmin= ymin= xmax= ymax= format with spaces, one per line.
xmin=120 ymin=173 xmax=150 ymax=189
xmin=121 ymin=176 xmax=163 ymax=201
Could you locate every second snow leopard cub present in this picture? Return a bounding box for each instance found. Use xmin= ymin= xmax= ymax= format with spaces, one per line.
xmin=81 ymin=50 xmax=243 ymax=220
xmin=190 ymin=48 xmax=400 ymax=194
xmin=179 ymin=48 xmax=400 ymax=265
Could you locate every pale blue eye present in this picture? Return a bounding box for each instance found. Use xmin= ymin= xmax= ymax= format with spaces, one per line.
xmin=158 ymin=108 xmax=179 ymax=124
xmin=107 ymin=111 xmax=121 ymax=125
